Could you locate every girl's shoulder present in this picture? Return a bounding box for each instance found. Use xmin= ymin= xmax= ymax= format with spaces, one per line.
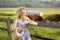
xmin=14 ymin=18 xmax=19 ymax=22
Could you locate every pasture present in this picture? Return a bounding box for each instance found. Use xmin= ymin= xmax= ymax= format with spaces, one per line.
xmin=0 ymin=8 xmax=60 ymax=40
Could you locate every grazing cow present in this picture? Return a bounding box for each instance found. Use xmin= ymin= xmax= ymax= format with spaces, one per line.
xmin=45 ymin=14 xmax=60 ymax=22
xmin=26 ymin=11 xmax=44 ymax=22
xmin=26 ymin=14 xmax=44 ymax=22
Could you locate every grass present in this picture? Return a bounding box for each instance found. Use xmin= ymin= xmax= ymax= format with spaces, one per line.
xmin=28 ymin=26 xmax=60 ymax=40
xmin=0 ymin=22 xmax=8 ymax=40
xmin=0 ymin=8 xmax=60 ymax=40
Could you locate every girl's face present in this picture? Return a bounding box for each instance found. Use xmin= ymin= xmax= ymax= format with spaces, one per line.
xmin=18 ymin=10 xmax=26 ymax=18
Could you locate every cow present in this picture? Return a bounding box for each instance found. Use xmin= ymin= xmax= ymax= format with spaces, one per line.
xmin=45 ymin=14 xmax=60 ymax=23
xmin=26 ymin=14 xmax=44 ymax=22
xmin=26 ymin=11 xmax=44 ymax=22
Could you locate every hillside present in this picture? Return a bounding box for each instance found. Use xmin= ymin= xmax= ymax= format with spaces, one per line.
xmin=0 ymin=0 xmax=60 ymax=8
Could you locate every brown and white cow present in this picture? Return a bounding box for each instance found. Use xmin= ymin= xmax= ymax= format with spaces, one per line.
xmin=26 ymin=14 xmax=44 ymax=22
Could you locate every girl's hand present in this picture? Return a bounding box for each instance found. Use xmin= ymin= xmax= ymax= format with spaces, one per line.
xmin=23 ymin=24 xmax=29 ymax=28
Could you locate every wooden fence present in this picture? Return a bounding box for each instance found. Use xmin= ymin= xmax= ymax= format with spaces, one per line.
xmin=0 ymin=17 xmax=60 ymax=40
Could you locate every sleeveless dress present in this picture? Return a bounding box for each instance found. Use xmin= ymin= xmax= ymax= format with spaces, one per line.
xmin=16 ymin=17 xmax=31 ymax=40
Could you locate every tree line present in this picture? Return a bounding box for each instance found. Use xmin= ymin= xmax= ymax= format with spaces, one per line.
xmin=0 ymin=0 xmax=60 ymax=8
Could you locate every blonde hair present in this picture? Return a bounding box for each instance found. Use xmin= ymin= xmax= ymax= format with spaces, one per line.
xmin=16 ymin=7 xmax=27 ymax=18
xmin=17 ymin=7 xmax=26 ymax=13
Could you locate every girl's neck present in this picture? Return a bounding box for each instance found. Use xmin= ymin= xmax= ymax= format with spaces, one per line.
xmin=19 ymin=17 xmax=25 ymax=22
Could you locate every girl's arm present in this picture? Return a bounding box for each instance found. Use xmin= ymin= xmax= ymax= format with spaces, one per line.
xmin=26 ymin=17 xmax=38 ymax=26
xmin=13 ymin=19 xmax=18 ymax=31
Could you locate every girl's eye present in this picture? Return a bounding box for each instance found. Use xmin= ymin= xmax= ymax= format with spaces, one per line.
xmin=22 ymin=12 xmax=25 ymax=13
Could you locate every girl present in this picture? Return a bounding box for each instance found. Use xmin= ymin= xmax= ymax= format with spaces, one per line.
xmin=13 ymin=7 xmax=38 ymax=40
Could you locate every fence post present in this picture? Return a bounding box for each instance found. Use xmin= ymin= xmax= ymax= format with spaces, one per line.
xmin=6 ymin=17 xmax=12 ymax=40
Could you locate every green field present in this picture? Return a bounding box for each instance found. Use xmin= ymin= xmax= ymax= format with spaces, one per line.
xmin=0 ymin=8 xmax=60 ymax=40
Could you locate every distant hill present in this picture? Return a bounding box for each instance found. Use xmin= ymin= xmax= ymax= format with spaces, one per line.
xmin=0 ymin=0 xmax=60 ymax=8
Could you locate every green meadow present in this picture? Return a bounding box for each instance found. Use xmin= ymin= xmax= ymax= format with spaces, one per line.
xmin=0 ymin=8 xmax=60 ymax=40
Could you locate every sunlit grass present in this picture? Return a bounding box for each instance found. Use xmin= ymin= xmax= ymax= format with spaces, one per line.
xmin=28 ymin=26 xmax=60 ymax=40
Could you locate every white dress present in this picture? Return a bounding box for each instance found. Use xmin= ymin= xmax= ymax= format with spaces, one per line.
xmin=16 ymin=17 xmax=38 ymax=40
